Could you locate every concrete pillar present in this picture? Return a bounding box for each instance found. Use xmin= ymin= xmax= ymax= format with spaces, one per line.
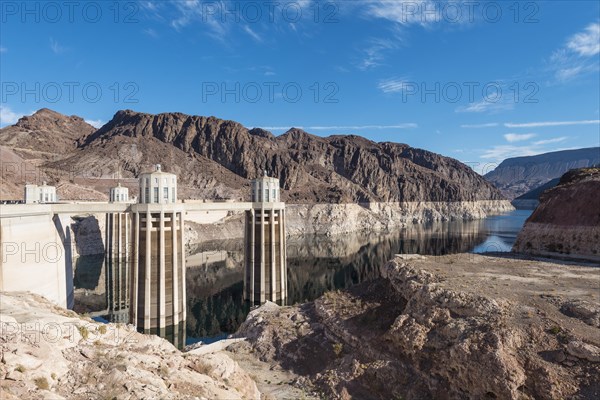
xmin=259 ymin=206 xmax=265 ymax=303
xmin=179 ymin=211 xmax=186 ymax=321
xmin=144 ymin=211 xmax=151 ymax=330
xmin=244 ymin=203 xmax=286 ymax=304
xmin=117 ymin=213 xmax=122 ymax=310
xmin=279 ymin=209 xmax=286 ymax=300
xmin=270 ymin=209 xmax=276 ymax=300
xmin=249 ymin=209 xmax=255 ymax=301
xmin=125 ymin=213 xmax=129 ymax=311
xmin=159 ymin=211 xmax=166 ymax=329
xmin=132 ymin=212 xmax=139 ymax=324
xmin=172 ymin=211 xmax=179 ymax=326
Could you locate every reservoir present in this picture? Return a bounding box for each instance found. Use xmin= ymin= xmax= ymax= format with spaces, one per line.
xmin=74 ymin=209 xmax=532 ymax=344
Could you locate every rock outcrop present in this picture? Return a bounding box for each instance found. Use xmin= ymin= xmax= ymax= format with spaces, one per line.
xmin=513 ymin=167 xmax=600 ymax=260
xmin=0 ymin=292 xmax=261 ymax=399
xmin=233 ymin=254 xmax=600 ymax=399
xmin=485 ymin=147 xmax=600 ymax=199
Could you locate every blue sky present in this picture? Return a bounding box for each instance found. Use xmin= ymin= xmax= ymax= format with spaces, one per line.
xmin=1 ymin=0 xmax=599 ymax=171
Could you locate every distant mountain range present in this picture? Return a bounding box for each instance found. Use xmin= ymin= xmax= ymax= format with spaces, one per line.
xmin=0 ymin=108 xmax=504 ymax=203
xmin=484 ymin=147 xmax=600 ymax=199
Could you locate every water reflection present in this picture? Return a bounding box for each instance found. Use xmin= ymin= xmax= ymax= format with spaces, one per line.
xmin=472 ymin=209 xmax=532 ymax=253
xmin=184 ymin=212 xmax=531 ymax=341
xmin=73 ymin=210 xmax=531 ymax=345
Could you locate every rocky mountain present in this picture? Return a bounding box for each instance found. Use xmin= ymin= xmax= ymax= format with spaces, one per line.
xmin=513 ymin=167 xmax=600 ymax=260
xmin=0 ymin=108 xmax=96 ymax=159
xmin=0 ymin=109 xmax=99 ymax=199
xmin=485 ymin=147 xmax=600 ymax=199
xmin=45 ymin=109 xmax=504 ymax=203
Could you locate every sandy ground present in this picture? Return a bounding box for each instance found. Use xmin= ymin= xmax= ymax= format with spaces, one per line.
xmin=406 ymin=252 xmax=600 ymax=347
xmin=224 ymin=343 xmax=320 ymax=400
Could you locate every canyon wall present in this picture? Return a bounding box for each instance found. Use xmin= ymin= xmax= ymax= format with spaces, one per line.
xmin=513 ymin=168 xmax=600 ymax=261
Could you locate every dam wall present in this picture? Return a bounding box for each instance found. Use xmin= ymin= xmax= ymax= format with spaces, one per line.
xmin=0 ymin=205 xmax=71 ymax=308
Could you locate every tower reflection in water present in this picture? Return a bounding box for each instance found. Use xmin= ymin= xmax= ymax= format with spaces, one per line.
xmin=76 ymin=207 xmax=525 ymax=346
xmin=184 ymin=217 xmax=508 ymax=342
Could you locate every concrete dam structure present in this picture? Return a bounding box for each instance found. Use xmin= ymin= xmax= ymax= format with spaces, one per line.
xmin=0 ymin=166 xmax=287 ymax=343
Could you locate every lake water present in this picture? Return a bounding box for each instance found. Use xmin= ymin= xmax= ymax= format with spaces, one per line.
xmin=75 ymin=209 xmax=532 ymax=345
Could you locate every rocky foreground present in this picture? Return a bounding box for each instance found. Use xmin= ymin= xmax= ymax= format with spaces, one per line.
xmin=3 ymin=253 xmax=599 ymax=399
xmin=232 ymin=254 xmax=600 ymax=399
xmin=0 ymin=293 xmax=265 ymax=400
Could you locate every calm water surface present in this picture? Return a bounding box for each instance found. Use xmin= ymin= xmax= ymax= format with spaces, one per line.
xmin=184 ymin=209 xmax=532 ymax=342
xmin=74 ymin=209 xmax=532 ymax=344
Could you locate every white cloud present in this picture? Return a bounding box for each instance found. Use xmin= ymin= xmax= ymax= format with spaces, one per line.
xmin=49 ymin=37 xmax=66 ymax=54
xmin=504 ymin=119 xmax=600 ymax=128
xmin=456 ymin=99 xmax=514 ymax=113
xmin=504 ymin=133 xmax=536 ymax=143
xmin=0 ymin=46 xmax=6 ymax=53
xmin=308 ymin=124 xmax=417 ymax=130
xmin=566 ymin=22 xmax=600 ymax=56
xmin=377 ymin=77 xmax=411 ymax=93
xmin=555 ymin=65 xmax=584 ymax=81
xmin=143 ymin=28 xmax=159 ymax=38
xmin=258 ymin=124 xmax=417 ymax=131
xmin=242 ymin=25 xmax=263 ymax=42
xmin=460 ymin=123 xmax=499 ymax=128
xmin=533 ymin=137 xmax=568 ymax=145
xmin=170 ymin=0 xmax=227 ymax=39
xmin=366 ymin=0 xmax=439 ymax=27
xmin=85 ymin=119 xmax=105 ymax=129
xmin=549 ymin=23 xmax=600 ymax=82
xmin=158 ymin=0 xmax=314 ymax=42
xmin=0 ymin=106 xmax=24 ymax=127
xmin=357 ymin=37 xmax=399 ymax=70
xmin=481 ymin=137 xmax=574 ymax=162
xmin=481 ymin=145 xmax=540 ymax=160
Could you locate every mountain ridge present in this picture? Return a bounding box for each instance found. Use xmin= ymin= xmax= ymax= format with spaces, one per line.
xmin=1 ymin=108 xmax=505 ymax=204
xmin=484 ymin=147 xmax=600 ymax=199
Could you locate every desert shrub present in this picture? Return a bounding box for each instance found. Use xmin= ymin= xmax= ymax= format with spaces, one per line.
xmin=34 ymin=377 xmax=49 ymax=390
xmin=78 ymin=325 xmax=89 ymax=340
xmin=332 ymin=342 xmax=343 ymax=357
